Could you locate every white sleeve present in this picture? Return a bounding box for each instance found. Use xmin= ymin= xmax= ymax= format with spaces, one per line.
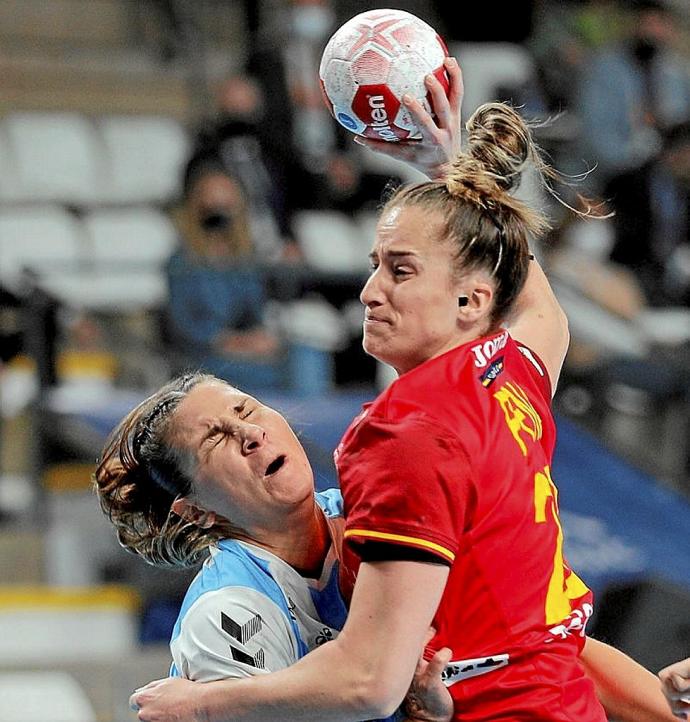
xmin=170 ymin=586 xmax=300 ymax=682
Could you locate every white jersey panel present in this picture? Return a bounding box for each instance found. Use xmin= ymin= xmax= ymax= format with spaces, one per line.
xmin=171 ymin=585 xmax=299 ymax=681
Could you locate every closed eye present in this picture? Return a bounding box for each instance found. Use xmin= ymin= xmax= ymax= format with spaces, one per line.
xmin=393 ymin=265 xmax=412 ymax=276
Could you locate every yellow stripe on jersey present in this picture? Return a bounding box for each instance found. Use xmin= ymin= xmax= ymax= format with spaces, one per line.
xmin=344 ymin=529 xmax=456 ymax=562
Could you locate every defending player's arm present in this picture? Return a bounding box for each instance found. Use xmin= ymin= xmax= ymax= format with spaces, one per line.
xmin=581 ymin=638 xmax=679 ymax=722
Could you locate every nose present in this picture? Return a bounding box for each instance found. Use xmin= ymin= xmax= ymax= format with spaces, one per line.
xmin=240 ymin=424 xmax=266 ymax=455
xmin=360 ymin=266 xmax=384 ymax=308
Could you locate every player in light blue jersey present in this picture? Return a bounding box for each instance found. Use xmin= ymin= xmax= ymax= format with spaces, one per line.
xmin=95 ymin=373 xmax=452 ymax=722
xmin=169 ymin=488 xmax=347 ymax=683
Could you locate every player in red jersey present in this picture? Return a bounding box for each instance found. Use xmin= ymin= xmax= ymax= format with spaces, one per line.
xmin=130 ymin=60 xmax=677 ymax=722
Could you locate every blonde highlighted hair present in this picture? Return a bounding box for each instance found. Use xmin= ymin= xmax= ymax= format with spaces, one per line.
xmin=383 ymin=102 xmax=553 ymax=327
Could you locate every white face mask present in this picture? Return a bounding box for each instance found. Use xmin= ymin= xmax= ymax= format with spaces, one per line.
xmin=292 ymin=5 xmax=335 ymax=42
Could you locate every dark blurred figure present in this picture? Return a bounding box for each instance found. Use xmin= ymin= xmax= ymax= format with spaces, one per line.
xmin=530 ymin=0 xmax=624 ymax=113
xmin=0 ymin=286 xmax=23 ymax=366
xmin=606 ymin=120 xmax=690 ymax=307
xmin=246 ymin=0 xmax=395 ymax=214
xmin=578 ymin=0 xmax=690 ymax=184
xmin=166 ymin=159 xmax=285 ymax=390
xmin=191 ymin=74 xmax=294 ymax=261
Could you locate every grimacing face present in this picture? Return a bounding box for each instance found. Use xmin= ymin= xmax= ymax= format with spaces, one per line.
xmin=172 ymin=382 xmax=314 ymax=534
xmin=360 ymin=205 xmax=467 ymax=375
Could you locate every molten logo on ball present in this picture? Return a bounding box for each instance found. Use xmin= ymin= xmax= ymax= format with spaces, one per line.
xmin=319 ymin=9 xmax=449 ymax=142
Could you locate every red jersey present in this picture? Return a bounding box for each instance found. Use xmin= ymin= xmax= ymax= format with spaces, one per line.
xmin=335 ymin=331 xmax=606 ymax=722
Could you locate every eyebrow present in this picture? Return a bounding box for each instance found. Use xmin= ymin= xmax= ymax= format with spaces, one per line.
xmin=369 ymin=249 xmax=419 ymax=260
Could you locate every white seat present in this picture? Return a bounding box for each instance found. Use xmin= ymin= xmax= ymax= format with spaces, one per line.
xmin=451 ymin=43 xmax=536 ymax=117
xmin=0 ymin=206 xmax=85 ymax=292
xmin=59 ymin=207 xmax=178 ymax=310
xmin=97 ymin=115 xmax=190 ymax=204
xmin=0 ymin=125 xmax=19 ymax=203
xmin=83 ymin=207 xmax=177 ymax=267
xmin=0 ymin=671 xmax=97 ymax=722
xmin=0 ymin=586 xmax=139 ymax=664
xmin=1 ymin=112 xmax=104 ymax=205
xmin=293 ymin=210 xmax=366 ymax=273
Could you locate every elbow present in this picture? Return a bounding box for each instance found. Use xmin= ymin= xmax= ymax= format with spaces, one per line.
xmin=348 ymin=671 xmax=407 ymax=719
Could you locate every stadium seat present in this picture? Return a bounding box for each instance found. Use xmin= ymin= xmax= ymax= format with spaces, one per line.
xmin=97 ymin=115 xmax=189 ymax=204
xmin=0 ymin=206 xmax=85 ymax=292
xmin=54 ymin=207 xmax=179 ymax=311
xmin=0 ymin=125 xmax=19 ymax=203
xmin=450 ymin=43 xmax=536 ymax=118
xmin=0 ymin=585 xmax=139 ymax=663
xmin=0 ymin=671 xmax=97 ymax=722
xmin=1 ymin=112 xmax=104 ymax=205
xmin=293 ymin=210 xmax=366 ymax=273
xmin=84 ymin=206 xmax=177 ymax=267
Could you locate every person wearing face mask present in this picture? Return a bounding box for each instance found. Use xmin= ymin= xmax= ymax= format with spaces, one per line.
xmin=577 ymin=0 xmax=690 ymax=188
xmin=190 ymin=75 xmax=295 ymax=262
xmin=166 ymin=159 xmax=283 ymax=390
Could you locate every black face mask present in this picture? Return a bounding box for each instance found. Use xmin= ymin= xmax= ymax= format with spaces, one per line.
xmin=217 ymin=114 xmax=261 ymax=139
xmin=632 ymin=37 xmax=659 ymax=64
xmin=200 ymin=209 xmax=234 ymax=232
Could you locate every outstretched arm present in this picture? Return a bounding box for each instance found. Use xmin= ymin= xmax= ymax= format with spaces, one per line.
xmin=581 ymin=638 xmax=678 ymax=722
xmin=131 ymin=560 xmax=449 ymax=722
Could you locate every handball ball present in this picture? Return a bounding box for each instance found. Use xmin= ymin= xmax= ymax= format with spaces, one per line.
xmin=319 ymin=9 xmax=449 ymax=142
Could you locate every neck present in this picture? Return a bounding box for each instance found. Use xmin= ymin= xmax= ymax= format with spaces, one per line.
xmin=250 ymin=500 xmax=331 ymax=578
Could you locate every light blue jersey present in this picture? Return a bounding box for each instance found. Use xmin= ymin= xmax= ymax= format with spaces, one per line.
xmin=169 ymin=489 xmax=401 ymax=721
xmin=170 ymin=489 xmax=348 ymax=681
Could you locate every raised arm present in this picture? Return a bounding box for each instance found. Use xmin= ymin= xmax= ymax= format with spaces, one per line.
xmin=131 ymin=560 xmax=449 ymax=722
xmin=507 ymin=257 xmax=569 ymax=395
xmin=581 ymin=638 xmax=678 ymax=722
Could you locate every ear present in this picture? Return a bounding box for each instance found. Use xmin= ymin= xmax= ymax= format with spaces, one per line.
xmin=171 ymin=498 xmax=217 ymax=529
xmin=456 ymin=277 xmax=494 ymax=326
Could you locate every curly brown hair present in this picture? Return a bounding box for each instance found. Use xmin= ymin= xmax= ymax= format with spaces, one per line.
xmin=94 ymin=372 xmax=246 ymax=567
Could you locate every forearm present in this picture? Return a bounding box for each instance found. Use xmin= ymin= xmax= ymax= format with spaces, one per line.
xmin=196 ymin=636 xmax=384 ymax=722
xmin=582 ymin=638 xmax=676 ymax=722
xmin=192 ymin=561 xmax=447 ymax=722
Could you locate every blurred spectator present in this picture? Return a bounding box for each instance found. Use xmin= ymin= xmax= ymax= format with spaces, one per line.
xmin=606 ymin=120 xmax=690 ymax=306
xmin=530 ymin=0 xmax=624 ymax=113
xmin=578 ymin=0 xmax=690 ymax=185
xmin=189 ymin=74 xmax=293 ymax=261
xmin=0 ymin=285 xmax=23 ymax=366
xmin=166 ymin=159 xmax=284 ymax=390
xmin=246 ymin=0 xmax=394 ymax=214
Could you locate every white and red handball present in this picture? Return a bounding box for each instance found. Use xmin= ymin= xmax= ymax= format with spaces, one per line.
xmin=319 ymin=9 xmax=450 ymax=142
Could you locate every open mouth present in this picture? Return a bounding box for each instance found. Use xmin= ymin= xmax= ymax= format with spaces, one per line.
xmin=264 ymin=455 xmax=286 ymax=477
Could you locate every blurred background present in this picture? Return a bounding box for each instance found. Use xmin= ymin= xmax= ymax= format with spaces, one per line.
xmin=0 ymin=1 xmax=689 ymax=720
